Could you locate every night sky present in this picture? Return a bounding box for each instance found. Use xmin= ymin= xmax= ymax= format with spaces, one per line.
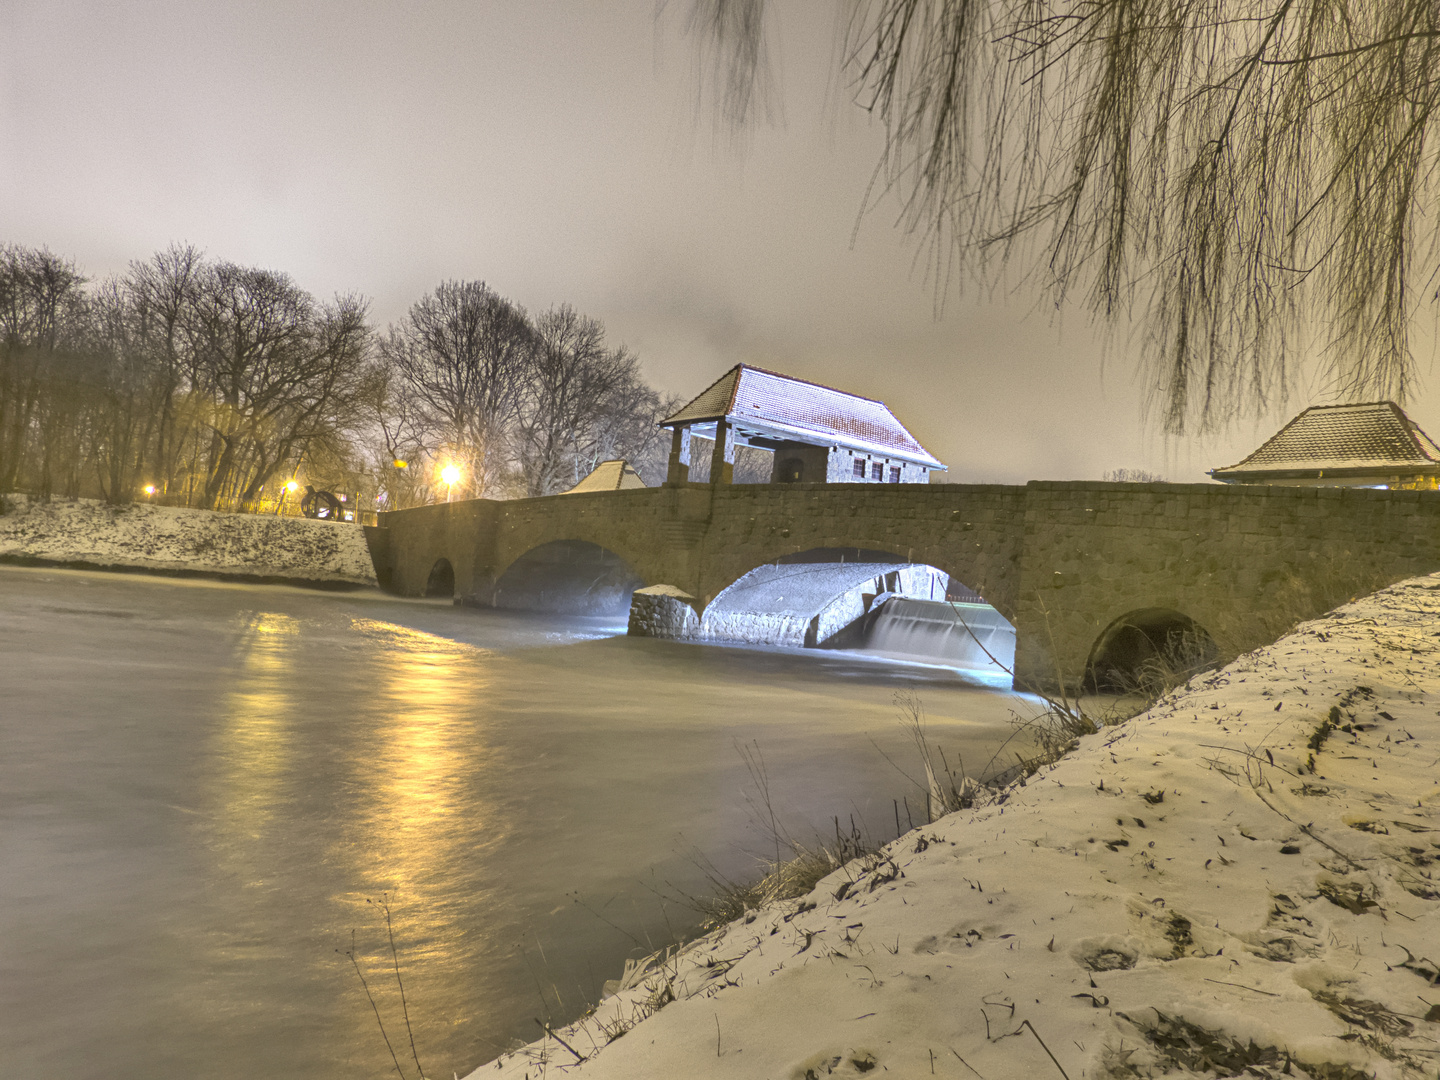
xmin=6 ymin=0 xmax=1437 ymax=482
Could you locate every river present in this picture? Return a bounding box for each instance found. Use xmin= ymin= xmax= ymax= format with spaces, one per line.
xmin=0 ymin=565 xmax=1035 ymax=1079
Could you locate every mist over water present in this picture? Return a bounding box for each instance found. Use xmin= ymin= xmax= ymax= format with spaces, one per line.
xmin=0 ymin=566 xmax=1031 ymax=1080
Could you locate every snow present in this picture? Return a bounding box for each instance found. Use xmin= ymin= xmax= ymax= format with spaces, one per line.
xmin=472 ymin=574 xmax=1440 ymax=1079
xmin=0 ymin=495 xmax=376 ymax=585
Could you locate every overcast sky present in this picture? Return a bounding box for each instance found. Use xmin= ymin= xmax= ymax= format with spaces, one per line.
xmin=5 ymin=0 xmax=1437 ymax=483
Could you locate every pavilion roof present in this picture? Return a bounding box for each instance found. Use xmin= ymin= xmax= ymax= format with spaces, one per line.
xmin=563 ymin=460 xmax=647 ymax=494
xmin=661 ymin=365 xmax=943 ymax=468
xmin=1211 ymin=401 xmax=1440 ymax=480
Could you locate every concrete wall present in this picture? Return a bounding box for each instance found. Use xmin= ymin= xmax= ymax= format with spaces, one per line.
xmin=368 ymin=481 xmax=1440 ymax=689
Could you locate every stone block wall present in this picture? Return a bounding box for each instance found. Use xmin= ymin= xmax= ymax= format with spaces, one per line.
xmin=1010 ymin=482 xmax=1440 ymax=689
xmin=627 ymin=585 xmax=701 ymax=638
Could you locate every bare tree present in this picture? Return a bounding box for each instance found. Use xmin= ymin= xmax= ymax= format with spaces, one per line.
xmin=84 ymin=278 xmax=153 ymax=503
xmin=185 ymin=262 xmax=369 ymax=507
xmin=515 ymin=305 xmax=651 ymax=496
xmin=379 ymin=281 xmax=533 ymax=497
xmin=354 ymin=358 xmax=432 ymax=509
xmin=1 ymin=244 xmax=677 ymax=509
xmin=0 ymin=245 xmax=88 ymax=493
xmin=124 ymin=244 xmax=204 ymax=496
xmin=1103 ymin=467 xmax=1166 ymax=484
xmin=584 ymin=381 xmax=683 ymax=486
xmin=686 ymin=0 xmax=1440 ymax=432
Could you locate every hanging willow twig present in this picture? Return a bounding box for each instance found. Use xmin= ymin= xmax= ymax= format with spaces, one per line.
xmin=685 ymin=0 xmax=1440 ymax=433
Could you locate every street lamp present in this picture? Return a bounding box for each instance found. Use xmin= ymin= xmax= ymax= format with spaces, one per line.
xmin=440 ymin=463 xmax=461 ymax=502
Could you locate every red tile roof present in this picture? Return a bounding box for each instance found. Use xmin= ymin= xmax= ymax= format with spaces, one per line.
xmin=662 ymin=365 xmax=943 ymax=468
xmin=1211 ymin=402 xmax=1440 ymax=479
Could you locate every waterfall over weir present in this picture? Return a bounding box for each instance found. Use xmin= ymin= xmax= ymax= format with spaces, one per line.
xmin=628 ymin=556 xmax=1016 ymax=679
xmin=856 ymin=599 xmax=1016 ymax=674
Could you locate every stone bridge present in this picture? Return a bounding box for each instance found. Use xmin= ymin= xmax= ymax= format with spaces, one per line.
xmin=363 ymin=481 xmax=1440 ymax=690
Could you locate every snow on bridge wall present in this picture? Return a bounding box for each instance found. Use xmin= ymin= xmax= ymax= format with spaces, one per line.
xmin=367 ymin=481 xmax=1440 ymax=689
xmin=0 ymin=495 xmax=377 ymax=585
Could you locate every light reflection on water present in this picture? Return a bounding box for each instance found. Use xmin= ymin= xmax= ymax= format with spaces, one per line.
xmin=361 ymin=620 xmax=491 ymax=870
xmin=218 ymin=613 xmax=299 ymax=830
xmin=0 ymin=567 xmax=1035 ymax=1080
xmin=342 ymin=621 xmax=511 ymax=993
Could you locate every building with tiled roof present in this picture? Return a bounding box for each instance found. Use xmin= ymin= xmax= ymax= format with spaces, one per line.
xmin=563 ymin=460 xmax=647 ymax=494
xmin=1210 ymin=401 xmax=1440 ymax=489
xmin=660 ymin=365 xmax=944 ymax=485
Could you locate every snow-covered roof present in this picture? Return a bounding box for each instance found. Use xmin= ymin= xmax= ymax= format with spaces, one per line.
xmin=1211 ymin=401 xmax=1440 ymax=480
xmin=662 ymin=365 xmax=943 ymax=469
xmin=562 ymin=460 xmax=647 ymax=494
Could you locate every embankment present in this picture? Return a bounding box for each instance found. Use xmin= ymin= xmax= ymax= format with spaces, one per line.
xmin=477 ymin=574 xmax=1440 ymax=1079
xmin=0 ymin=495 xmax=377 ymax=586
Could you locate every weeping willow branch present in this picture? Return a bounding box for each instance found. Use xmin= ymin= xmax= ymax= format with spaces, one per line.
xmin=684 ymin=0 xmax=1440 ymax=433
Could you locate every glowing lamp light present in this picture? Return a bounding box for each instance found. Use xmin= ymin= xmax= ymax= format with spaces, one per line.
xmin=440 ymin=464 xmax=461 ymax=486
xmin=284 ymin=480 xmax=300 ymax=494
xmin=393 ymin=459 xmax=408 ymax=469
xmin=143 ymin=484 xmax=156 ymax=496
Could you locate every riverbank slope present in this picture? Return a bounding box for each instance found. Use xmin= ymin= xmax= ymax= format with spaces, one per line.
xmin=477 ymin=574 xmax=1440 ymax=1079
xmin=0 ymin=495 xmax=376 ymax=586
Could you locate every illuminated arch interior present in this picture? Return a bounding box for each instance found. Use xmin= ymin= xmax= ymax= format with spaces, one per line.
xmin=493 ymin=540 xmax=642 ymax=616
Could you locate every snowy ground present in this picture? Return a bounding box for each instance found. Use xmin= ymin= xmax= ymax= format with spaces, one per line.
xmin=475 ymin=575 xmax=1440 ymax=1080
xmin=0 ymin=495 xmax=376 ymax=585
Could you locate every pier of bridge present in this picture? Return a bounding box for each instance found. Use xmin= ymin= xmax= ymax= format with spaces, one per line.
xmin=363 ymin=481 xmax=1440 ymax=690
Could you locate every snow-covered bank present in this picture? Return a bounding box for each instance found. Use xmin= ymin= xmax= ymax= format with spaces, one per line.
xmin=0 ymin=495 xmax=376 ymax=585
xmin=477 ymin=576 xmax=1440 ymax=1079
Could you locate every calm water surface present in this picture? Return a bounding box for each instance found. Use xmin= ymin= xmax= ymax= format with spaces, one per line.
xmin=0 ymin=566 xmax=1033 ymax=1079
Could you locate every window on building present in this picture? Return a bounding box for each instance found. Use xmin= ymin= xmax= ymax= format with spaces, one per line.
xmin=889 ymin=466 xmax=901 ymax=483
xmin=871 ymin=461 xmax=883 ymax=481
xmin=853 ymin=459 xmax=865 ymax=480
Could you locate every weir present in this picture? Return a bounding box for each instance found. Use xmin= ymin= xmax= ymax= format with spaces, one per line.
xmin=856 ymin=599 xmax=1016 ymax=675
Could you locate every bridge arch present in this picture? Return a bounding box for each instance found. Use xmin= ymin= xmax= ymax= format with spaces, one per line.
xmin=693 ymin=547 xmax=1013 ymax=668
xmin=1085 ymin=607 xmax=1219 ymax=692
xmin=491 ymin=539 xmax=644 ymax=616
xmin=424 ymin=558 xmax=456 ymax=598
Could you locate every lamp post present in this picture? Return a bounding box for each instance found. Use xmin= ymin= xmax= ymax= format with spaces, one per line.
xmin=440 ymin=463 xmax=461 ymax=503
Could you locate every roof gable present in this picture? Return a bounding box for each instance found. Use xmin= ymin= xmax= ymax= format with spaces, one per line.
xmin=1213 ymin=401 xmax=1440 ymax=477
xmin=662 ymin=365 xmax=943 ymax=468
xmin=563 ymin=460 xmax=647 ymax=493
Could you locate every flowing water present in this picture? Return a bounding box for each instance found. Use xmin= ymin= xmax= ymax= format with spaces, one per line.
xmin=864 ymin=599 xmax=1017 ymax=674
xmin=0 ymin=566 xmax=1034 ymax=1080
